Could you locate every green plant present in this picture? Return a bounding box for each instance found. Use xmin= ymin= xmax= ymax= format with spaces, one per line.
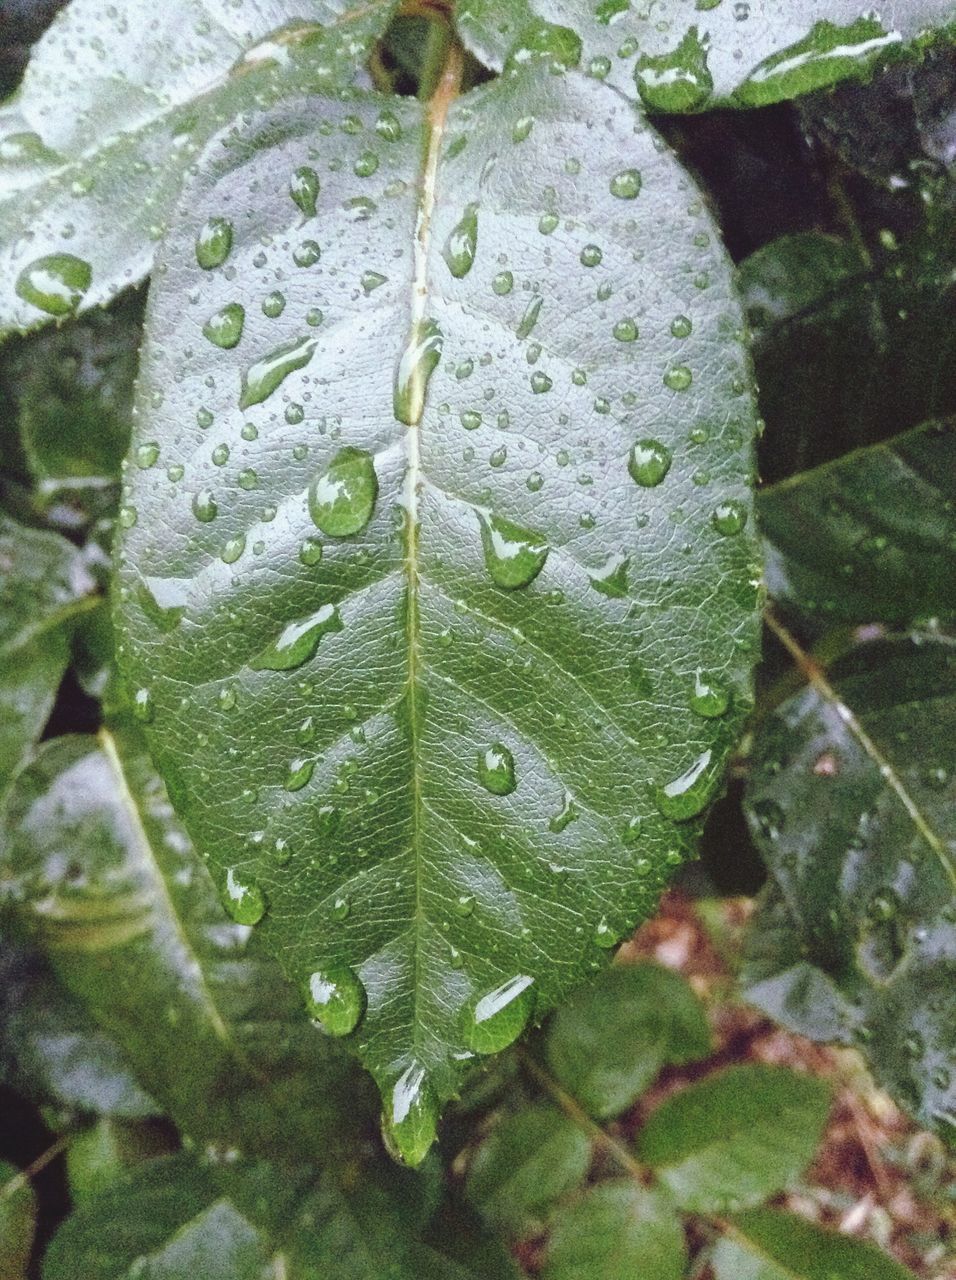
xmin=1 ymin=0 xmax=954 ymax=1275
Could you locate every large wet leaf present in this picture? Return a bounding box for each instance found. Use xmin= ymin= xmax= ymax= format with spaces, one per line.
xmin=743 ymin=634 xmax=956 ymax=1143
xmin=0 ymin=0 xmax=394 ymax=338
xmin=759 ymin=420 xmax=956 ymax=627
xmin=0 ymin=729 xmax=370 ymax=1160
xmin=114 ymin=52 xmax=760 ymax=1156
xmin=455 ymin=1 xmax=956 ymax=112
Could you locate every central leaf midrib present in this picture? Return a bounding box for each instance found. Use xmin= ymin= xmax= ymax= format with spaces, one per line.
xmin=401 ymin=39 xmax=464 ymax=1063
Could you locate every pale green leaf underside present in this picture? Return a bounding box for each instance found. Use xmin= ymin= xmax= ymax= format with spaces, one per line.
xmin=115 ymin=57 xmax=759 ymax=1129
xmin=455 ymin=0 xmax=956 ymax=110
xmin=0 ymin=0 xmax=394 ymax=338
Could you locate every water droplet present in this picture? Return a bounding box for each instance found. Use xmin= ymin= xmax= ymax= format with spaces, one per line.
xmin=655 ymin=749 xmax=717 ymax=820
xmin=361 ymin=270 xmax=388 ymax=294
xmin=221 ymin=535 xmax=245 ymax=565
xmin=442 ymin=203 xmax=478 ymax=278
xmin=454 ymin=894 xmax=476 ymax=917
xmin=610 ymin=169 xmax=641 ymax=199
xmin=249 ymin=603 xmax=343 ymax=671
xmin=239 ymin=335 xmax=317 ymax=409
xmin=613 ymin=317 xmax=638 ymax=342
xmin=664 ymin=364 xmax=693 ymax=391
xmin=635 ymin=27 xmax=714 ymax=112
xmin=331 ymin=895 xmax=351 ymax=922
xmin=463 ymin=975 xmax=534 ymax=1053
xmin=623 ymin=816 xmax=643 ymax=843
xmin=195 ymin=217 xmax=233 ymax=269
xmin=15 ymin=253 xmax=91 ymax=315
xmin=479 ymin=511 xmax=548 ymax=589
xmin=384 ymin=1064 xmax=437 ymax=1167
xmin=628 ymin=439 xmax=672 ymax=487
xmin=593 ymin=917 xmax=620 ymax=949
xmin=135 ymin=441 xmax=159 ymax=469
xmin=671 ymin=314 xmax=693 ymax=338
xmin=192 ymin=489 xmax=218 ymax=522
xmin=690 ymin=670 xmax=731 ymax=718
xmin=222 ymin=867 xmax=266 ymax=924
xmin=290 ymin=165 xmax=320 ymax=217
xmin=284 ymin=756 xmax=315 ymax=791
xmin=512 ymin=115 xmax=535 ymax=142
xmin=299 ymin=537 xmax=323 ymax=566
xmin=394 ymin=318 xmax=443 ymax=426
xmin=538 ymin=212 xmax=559 ymax=235
xmin=711 ymin=499 xmax=748 ymax=536
xmin=492 ymin=270 xmax=514 ymax=295
xmin=308 ymin=447 xmax=378 ymax=537
xmin=548 ymin=793 xmax=577 ymax=833
xmin=517 ymin=295 xmax=543 ymax=339
xmin=293 ymin=239 xmax=321 ymax=267
xmin=202 ymin=302 xmax=244 ymax=348
xmin=580 ymin=244 xmax=603 ymax=267
xmin=263 ymin=290 xmax=286 ymax=318
xmin=478 ymin=742 xmax=517 ymax=795
xmin=354 ymin=150 xmax=379 ymax=177
xmin=375 ymin=109 xmax=402 ymax=141
xmin=132 ymin=686 xmax=153 ymax=722
xmin=505 ymin=19 xmax=581 ymax=70
xmin=305 ymin=964 xmax=365 ymax=1035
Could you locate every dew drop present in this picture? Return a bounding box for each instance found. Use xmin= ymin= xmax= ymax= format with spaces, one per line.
xmin=299 ymin=537 xmax=323 ymax=566
xmin=308 ymin=447 xmax=378 ymax=537
xmin=589 ymin=551 xmax=630 ymax=597
xmin=202 ymin=302 xmax=244 ymax=348
xmin=263 ymin=290 xmax=286 ymax=318
xmin=195 ymin=217 xmax=233 ymax=269
xmin=478 ymin=742 xmax=517 ymax=795
xmin=711 ymin=499 xmax=748 ymax=536
xmin=290 ymin=165 xmax=320 ymax=217
xmin=517 ymin=295 xmax=543 ymax=339
xmin=442 ymin=203 xmax=478 ymax=278
xmin=634 ymin=27 xmax=713 ymax=112
xmin=394 ymin=318 xmax=443 ymax=425
xmin=548 ymin=793 xmax=578 ymax=833
xmin=492 ymin=270 xmax=514 ymax=295
xmin=222 ymin=867 xmax=266 ymax=925
xmin=249 ymin=603 xmax=343 ymax=671
xmin=239 ymin=335 xmax=317 ymax=409
xmin=132 ymin=687 xmax=153 ymax=722
xmin=284 ymin=756 xmax=315 ymax=791
xmin=331 ymin=895 xmax=351 ymax=922
xmin=479 ymin=511 xmax=549 ymax=589
xmin=671 ymin=314 xmax=693 ymax=338
xmin=609 ymin=168 xmax=641 ymax=199
xmin=361 ymin=270 xmax=388 ymax=294
xmin=655 ymin=749 xmax=717 ymax=820
xmin=690 ymin=670 xmax=731 ymax=718
xmin=384 ymin=1064 xmax=437 ymax=1167
xmin=463 ymin=975 xmax=534 ymax=1053
xmin=293 ymin=239 xmax=321 ymax=267
xmin=664 ymin=364 xmax=693 ymax=391
xmin=305 ymin=964 xmax=365 ymax=1036
xmin=593 ymin=917 xmax=621 ymax=949
xmin=613 ymin=317 xmax=638 ymax=342
xmin=628 ymin=439 xmax=672 ymax=487
xmin=15 ymin=253 xmax=91 ymax=315
xmin=192 ymin=489 xmax=218 ymax=522
xmin=454 ymin=893 xmax=476 ymax=917
xmin=580 ymin=244 xmax=603 ymax=267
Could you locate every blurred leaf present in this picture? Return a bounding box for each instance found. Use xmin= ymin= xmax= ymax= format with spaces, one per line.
xmin=714 ymin=1209 xmax=919 ymax=1279
xmin=544 ymin=963 xmax=711 ymax=1119
xmin=759 ymin=420 xmax=956 ymax=626
xmin=635 ymin=1064 xmax=831 ymax=1212
xmin=541 ymin=1181 xmax=686 ymax=1280
xmin=65 ymin=1117 xmax=171 ymax=1205
xmin=465 ymin=1104 xmax=591 ymax=1236
xmin=738 ymin=232 xmax=866 ymax=331
xmin=0 ymin=729 xmax=372 ymax=1160
xmin=744 ymin=633 xmax=956 ymax=1142
xmin=0 ymin=1159 xmax=36 ymax=1280
xmin=0 ymin=0 xmax=394 ymax=337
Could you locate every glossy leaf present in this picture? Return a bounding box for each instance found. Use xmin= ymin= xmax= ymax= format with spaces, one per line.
xmin=759 ymin=420 xmax=956 ymax=626
xmin=455 ymin=1 xmax=956 ymax=111
xmin=0 ymin=0 xmax=395 ymax=337
xmin=635 ymin=1064 xmax=831 ymax=1212
xmin=743 ymin=634 xmax=956 ymax=1143
xmin=713 ymin=1209 xmax=919 ymax=1280
xmin=544 ymin=962 xmax=711 ymax=1118
xmin=114 ymin=50 xmax=760 ymax=1145
xmin=464 ymin=1104 xmax=591 ymax=1235
xmin=0 ymin=1160 xmax=36 ymax=1280
xmin=542 ymin=1182 xmax=686 ymax=1280
xmin=0 ymin=729 xmax=370 ymax=1160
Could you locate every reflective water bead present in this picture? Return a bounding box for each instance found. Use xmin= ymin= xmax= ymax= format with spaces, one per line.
xmin=309 ymin=447 xmax=378 ymax=537
xmin=479 ymin=512 xmax=549 ymax=589
xmin=628 ymin=439 xmax=672 ymax=487
xmin=290 ymin=165 xmax=319 ymax=217
xmin=463 ymin=975 xmax=534 ymax=1053
xmin=304 ymin=964 xmax=365 ymax=1036
xmin=195 ymin=217 xmax=233 ymax=269
xmin=249 ymin=603 xmax=343 ymax=671
xmin=222 ymin=867 xmax=266 ymax=925
xmin=15 ymin=253 xmax=91 ymax=315
xmin=609 ymin=169 xmax=641 ymax=199
xmin=478 ymin=742 xmax=517 ymax=795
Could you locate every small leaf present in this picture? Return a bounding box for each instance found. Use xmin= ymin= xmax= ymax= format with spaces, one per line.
xmin=759 ymin=420 xmax=956 ymax=626
xmin=744 ymin=633 xmax=956 ymax=1142
xmin=0 ymin=1160 xmax=36 ymax=1280
xmin=542 ymin=1182 xmax=686 ymax=1280
xmin=465 ymin=1104 xmax=591 ymax=1235
xmin=545 ymin=963 xmax=711 ymax=1118
xmin=714 ymin=1208 xmax=920 ymax=1280
xmin=635 ymin=1064 xmax=831 ymax=1212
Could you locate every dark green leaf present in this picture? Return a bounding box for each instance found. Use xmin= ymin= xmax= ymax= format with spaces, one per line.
xmin=759 ymin=420 xmax=956 ymax=626
xmin=544 ymin=962 xmax=711 ymax=1118
xmin=542 ymin=1182 xmax=686 ymax=1280
xmin=738 ymin=232 xmax=866 ymax=332
xmin=635 ymin=1064 xmax=831 ymax=1212
xmin=743 ymin=633 xmax=956 ymax=1143
xmin=0 ymin=729 xmax=370 ymax=1159
xmin=455 ymin=1 xmax=956 ymax=111
xmin=465 ymin=1104 xmax=591 ymax=1235
xmin=0 ymin=1160 xmax=36 ymax=1280
xmin=714 ymin=1209 xmax=919 ymax=1279
xmin=0 ymin=0 xmax=395 ymax=337
xmin=114 ymin=54 xmax=760 ymax=1151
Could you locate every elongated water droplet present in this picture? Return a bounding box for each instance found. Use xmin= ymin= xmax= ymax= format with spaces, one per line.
xmin=304 ymin=965 xmax=365 ymax=1035
xmin=549 ymin=793 xmax=577 ymax=833
xmin=635 ymin=27 xmax=713 ymax=112
xmin=479 ymin=512 xmax=548 ymax=589
xmin=239 ymin=335 xmax=317 ymax=409
xmin=195 ymin=216 xmax=233 ymax=269
xmin=505 ymin=19 xmax=581 ymax=70
xmin=442 ymin=202 xmax=478 ymax=278
xmin=222 ymin=867 xmax=266 ymax=924
xmin=517 ymin=294 xmax=543 ymax=339
xmin=250 ymin=603 xmax=343 ymax=671
xmin=136 ymin=576 xmax=188 ymax=632
xmin=589 ymin=551 xmax=630 ymax=597
xmin=463 ymin=975 xmax=534 ymax=1053
xmin=284 ymin=756 xmax=315 ymax=791
xmin=690 ymin=670 xmax=731 ymax=718
xmin=16 ymin=253 xmax=90 ymax=315
xmin=628 ymin=439 xmax=671 ymax=487
xmin=478 ymin=743 xmax=516 ymax=795
xmin=290 ymin=165 xmax=320 ymax=217
xmin=192 ymin=489 xmax=218 ymax=522
xmin=394 ymin=318 xmax=443 ymax=425
xmin=308 ymin=447 xmax=378 ymax=537
xmin=655 ymin=748 xmax=717 ymax=820
xmin=384 ymin=1064 xmax=437 ymax=1167
xmin=202 ymin=302 xmax=244 ymax=349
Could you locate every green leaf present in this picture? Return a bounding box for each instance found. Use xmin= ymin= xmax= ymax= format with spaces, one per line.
xmin=544 ymin=962 xmax=711 ymax=1118
xmin=759 ymin=420 xmax=956 ymax=626
xmin=635 ymin=1064 xmax=831 ymax=1212
xmin=743 ymin=633 xmax=956 ymax=1143
xmin=0 ymin=0 xmax=395 ymax=337
xmin=455 ymin=1 xmax=956 ymax=111
xmin=465 ymin=1103 xmax=591 ymax=1235
xmin=0 ymin=1160 xmax=36 ymax=1280
xmin=0 ymin=729 xmax=370 ymax=1159
xmin=714 ymin=1209 xmax=919 ymax=1280
xmin=738 ymin=232 xmax=866 ymax=333
xmin=542 ymin=1182 xmax=686 ymax=1280
xmin=114 ymin=51 xmax=760 ymax=1151
xmin=0 ymin=512 xmax=95 ymax=810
